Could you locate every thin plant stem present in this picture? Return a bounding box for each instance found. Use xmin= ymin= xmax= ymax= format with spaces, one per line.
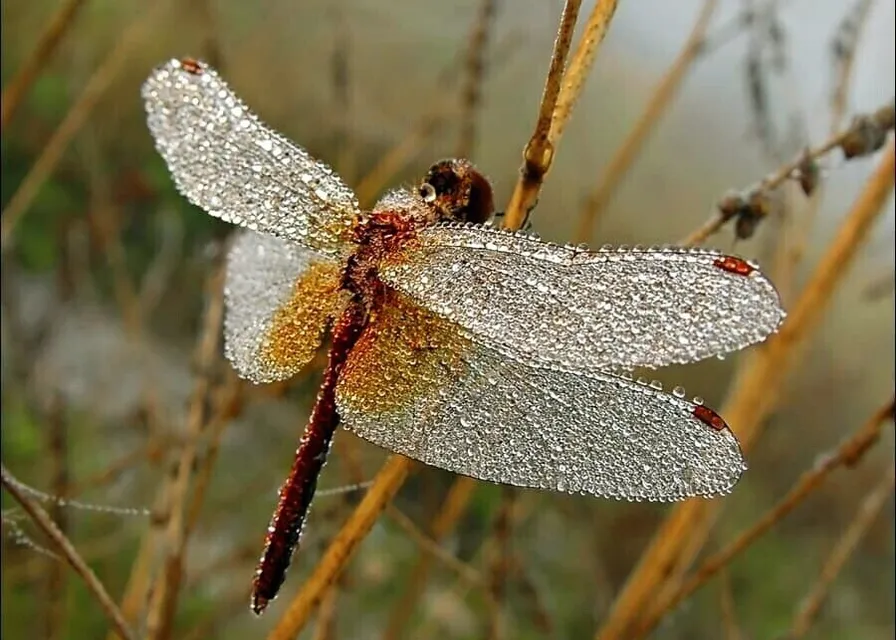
xmin=786 ymin=461 xmax=895 ymax=639
xmin=456 ymin=0 xmax=499 ymax=159
xmin=632 ymin=397 xmax=894 ymax=637
xmin=0 ymin=1 xmax=170 ymax=251
xmin=145 ymin=265 xmax=226 ymax=640
xmin=595 ymin=140 xmax=895 ymax=640
xmin=501 ymin=0 xmax=583 ymax=229
xmin=0 ymin=0 xmax=90 ymax=129
xmin=1 ymin=464 xmax=137 ymax=640
xmin=575 ymin=0 xmax=718 ymax=243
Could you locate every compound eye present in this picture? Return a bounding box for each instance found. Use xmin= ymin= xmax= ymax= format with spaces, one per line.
xmin=419 ymin=182 xmax=437 ymax=203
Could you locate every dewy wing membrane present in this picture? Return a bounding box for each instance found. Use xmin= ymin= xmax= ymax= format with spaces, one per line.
xmin=224 ymin=230 xmax=344 ymax=383
xmin=379 ymin=224 xmax=785 ymax=372
xmin=142 ymin=58 xmax=361 ymax=256
xmin=337 ymin=292 xmax=746 ymax=501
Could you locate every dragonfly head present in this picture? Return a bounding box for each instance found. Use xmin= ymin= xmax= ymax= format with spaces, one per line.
xmin=419 ymin=158 xmax=494 ymax=225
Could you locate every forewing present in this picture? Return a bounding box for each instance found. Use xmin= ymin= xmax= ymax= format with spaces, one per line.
xmin=143 ymin=58 xmax=360 ymax=256
xmin=379 ymin=224 xmax=785 ymax=371
xmin=225 ymin=230 xmax=344 ymax=383
xmin=336 ymin=291 xmax=746 ymax=501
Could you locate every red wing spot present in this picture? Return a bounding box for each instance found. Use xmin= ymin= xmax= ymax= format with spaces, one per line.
xmin=693 ymin=405 xmax=729 ymax=432
xmin=180 ymin=58 xmax=203 ymax=75
xmin=713 ymin=256 xmax=756 ymax=276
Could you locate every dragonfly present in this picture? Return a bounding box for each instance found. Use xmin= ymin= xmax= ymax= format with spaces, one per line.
xmin=142 ymin=58 xmax=785 ymax=614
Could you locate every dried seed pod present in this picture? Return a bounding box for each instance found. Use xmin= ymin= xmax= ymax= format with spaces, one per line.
xmin=796 ymin=150 xmax=821 ymax=197
xmin=840 ymin=114 xmax=889 ymax=159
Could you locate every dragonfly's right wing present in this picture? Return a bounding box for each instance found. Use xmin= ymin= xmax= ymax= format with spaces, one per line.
xmin=336 ymin=290 xmax=746 ymax=501
xmin=379 ymin=224 xmax=785 ymax=372
xmin=225 ymin=230 xmax=345 ymax=383
xmin=143 ymin=58 xmax=361 ymax=257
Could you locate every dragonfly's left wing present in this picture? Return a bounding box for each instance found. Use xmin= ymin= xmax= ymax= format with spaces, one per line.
xmin=225 ymin=230 xmax=345 ymax=383
xmin=379 ymin=224 xmax=784 ymax=371
xmin=143 ymin=59 xmax=360 ymax=257
xmin=336 ymin=290 xmax=745 ymax=501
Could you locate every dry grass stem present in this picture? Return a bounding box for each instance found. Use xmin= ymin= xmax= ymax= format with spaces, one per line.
xmin=456 ymin=0 xmax=498 ymax=159
xmin=501 ymin=0 xmax=583 ymax=228
xmin=382 ymin=475 xmax=477 ymax=639
xmin=632 ymin=397 xmax=895 ymax=637
xmin=266 ymin=455 xmax=411 ymax=640
xmin=718 ymin=570 xmax=743 ymax=640
xmin=145 ymin=264 xmax=226 ymax=640
xmin=44 ymin=393 xmax=70 ymax=640
xmin=780 ymin=0 xmax=876 ymax=282
xmin=0 ymin=0 xmax=89 ymax=130
xmin=313 ymin=582 xmax=341 ymax=640
xmin=330 ymin=6 xmax=355 ymax=183
xmin=830 ymin=0 xmax=875 ymax=126
xmin=486 ymin=486 xmax=517 ymax=640
xmin=105 ymin=486 xmax=169 ymax=640
xmin=1 ymin=464 xmax=137 ymax=640
xmin=193 ymin=0 xmax=223 ymax=70
xmin=549 ymin=0 xmax=620 ymax=142
xmin=185 ymin=374 xmax=244 ymax=536
xmin=786 ymin=461 xmax=896 ymax=639
xmin=385 ymin=505 xmax=486 ymax=591
xmin=575 ymin=0 xmax=718 ymax=243
xmin=0 ymin=1 xmax=169 ymax=252
xmin=509 ymin=557 xmax=553 ymax=635
xmin=596 ymin=139 xmax=895 ymax=640
xmin=681 ymin=100 xmax=894 ymax=246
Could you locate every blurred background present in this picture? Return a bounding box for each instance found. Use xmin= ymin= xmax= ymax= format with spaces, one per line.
xmin=1 ymin=0 xmax=894 ymax=638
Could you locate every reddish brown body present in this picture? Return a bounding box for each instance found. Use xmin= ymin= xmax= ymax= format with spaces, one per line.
xmin=251 ymin=161 xmax=494 ymax=614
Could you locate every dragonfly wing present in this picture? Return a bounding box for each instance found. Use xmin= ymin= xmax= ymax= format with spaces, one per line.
xmin=225 ymin=230 xmax=345 ymax=383
xmin=379 ymin=224 xmax=785 ymax=371
xmin=143 ymin=58 xmax=360 ymax=257
xmin=336 ymin=290 xmax=746 ymax=501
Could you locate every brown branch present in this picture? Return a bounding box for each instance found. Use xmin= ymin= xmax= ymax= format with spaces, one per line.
xmin=718 ymin=570 xmax=743 ymax=640
xmin=384 ymin=504 xmax=486 ymax=591
xmin=382 ymin=475 xmax=478 ymax=639
xmin=193 ymin=0 xmax=223 ymax=70
xmin=330 ymin=5 xmax=355 ymax=184
xmin=508 ymin=557 xmax=553 ymax=635
xmin=312 ymin=582 xmax=341 ymax=640
xmin=501 ymin=0 xmax=583 ymax=229
xmin=549 ymin=0 xmax=621 ymax=142
xmin=786 ymin=462 xmax=896 ymax=639
xmin=0 ymin=1 xmax=169 ymax=252
xmin=266 ymin=455 xmax=412 ymax=640
xmin=0 ymin=0 xmax=89 ymax=130
xmin=486 ymin=487 xmax=517 ymax=640
xmin=575 ymin=0 xmax=718 ymax=243
xmin=780 ymin=0 xmax=877 ymax=283
xmin=456 ymin=0 xmax=499 ymax=159
xmin=44 ymin=393 xmax=70 ymax=640
xmin=595 ymin=140 xmax=895 ymax=640
xmin=681 ymin=100 xmax=894 ymax=246
xmin=145 ymin=264 xmax=226 ymax=640
xmin=1 ymin=464 xmax=137 ymax=640
xmin=185 ymin=374 xmax=244 ymax=536
xmin=632 ymin=397 xmax=895 ymax=637
xmin=830 ymin=0 xmax=875 ymax=127
xmin=105 ymin=485 xmax=169 ymax=640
